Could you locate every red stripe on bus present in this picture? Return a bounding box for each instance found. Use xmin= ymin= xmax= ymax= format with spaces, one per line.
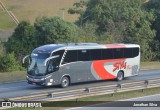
xmin=93 ymin=59 xmax=125 ymax=80
xmin=104 ymin=44 xmax=126 ymax=48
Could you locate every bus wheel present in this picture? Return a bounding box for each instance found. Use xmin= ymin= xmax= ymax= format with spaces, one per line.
xmin=61 ymin=77 xmax=69 ymax=88
xmin=116 ymin=71 xmax=124 ymax=81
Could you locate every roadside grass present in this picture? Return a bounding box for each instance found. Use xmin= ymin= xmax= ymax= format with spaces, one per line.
xmin=1 ymin=0 xmax=79 ymax=25
xmin=0 ymin=62 xmax=159 ymax=83
xmin=0 ymin=11 xmax=16 ymax=31
xmin=0 ymin=71 xmax=26 ymax=83
xmin=141 ymin=62 xmax=160 ymax=70
xmin=6 ymin=87 xmax=160 ymax=110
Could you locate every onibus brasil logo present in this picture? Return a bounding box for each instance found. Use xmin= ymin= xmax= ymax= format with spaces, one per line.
xmin=1 ymin=101 xmax=42 ymax=108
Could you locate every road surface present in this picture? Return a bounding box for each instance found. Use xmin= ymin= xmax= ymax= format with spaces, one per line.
xmin=0 ymin=69 xmax=160 ymax=98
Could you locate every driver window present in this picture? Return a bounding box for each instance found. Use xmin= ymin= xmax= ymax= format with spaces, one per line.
xmin=48 ymin=58 xmax=58 ymax=72
xmin=47 ymin=50 xmax=64 ymax=73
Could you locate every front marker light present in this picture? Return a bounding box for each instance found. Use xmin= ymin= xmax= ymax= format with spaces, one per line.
xmin=50 ymin=79 xmax=53 ymax=82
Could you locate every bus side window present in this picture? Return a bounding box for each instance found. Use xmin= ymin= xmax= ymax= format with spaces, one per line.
xmin=90 ymin=49 xmax=102 ymax=60
xmin=52 ymin=50 xmax=64 ymax=58
xmin=113 ymin=48 xmax=124 ymax=59
xmin=102 ymin=49 xmax=114 ymax=60
xmin=132 ymin=47 xmax=139 ymax=57
xmin=62 ymin=50 xmax=78 ymax=64
xmin=52 ymin=50 xmax=65 ymax=66
xmin=78 ymin=50 xmax=90 ymax=61
xmin=124 ymin=48 xmax=132 ymax=58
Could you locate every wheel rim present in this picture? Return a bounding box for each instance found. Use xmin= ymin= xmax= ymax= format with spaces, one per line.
xmin=62 ymin=78 xmax=68 ymax=87
xmin=118 ymin=72 xmax=123 ymax=80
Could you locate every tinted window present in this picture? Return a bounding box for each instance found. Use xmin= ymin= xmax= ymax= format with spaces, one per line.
xmin=113 ymin=48 xmax=124 ymax=59
xmin=102 ymin=49 xmax=113 ymax=59
xmin=78 ymin=50 xmax=90 ymax=61
xmin=52 ymin=50 xmax=64 ymax=57
xmin=63 ymin=50 xmax=77 ymax=64
xmin=132 ymin=47 xmax=139 ymax=57
xmin=124 ymin=47 xmax=139 ymax=58
xmin=124 ymin=48 xmax=132 ymax=58
xmin=52 ymin=50 xmax=65 ymax=65
xmin=90 ymin=49 xmax=102 ymax=60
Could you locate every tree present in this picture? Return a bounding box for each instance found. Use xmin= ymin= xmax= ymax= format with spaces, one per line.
xmin=5 ymin=21 xmax=36 ymax=61
xmin=0 ymin=52 xmax=22 ymax=72
xmin=68 ymin=0 xmax=88 ymax=28
xmin=77 ymin=0 xmax=156 ymax=61
xmin=34 ymin=16 xmax=80 ymax=45
xmin=145 ymin=0 xmax=160 ymax=60
xmin=80 ymin=21 xmax=98 ymax=42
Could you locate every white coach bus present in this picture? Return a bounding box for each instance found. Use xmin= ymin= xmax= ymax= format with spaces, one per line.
xmin=23 ymin=43 xmax=140 ymax=88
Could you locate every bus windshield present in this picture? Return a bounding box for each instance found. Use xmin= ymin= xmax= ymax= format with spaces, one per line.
xmin=28 ymin=53 xmax=50 ymax=76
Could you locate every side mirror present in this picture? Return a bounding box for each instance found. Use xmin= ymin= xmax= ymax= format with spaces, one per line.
xmin=44 ymin=55 xmax=59 ymax=66
xmin=22 ymin=55 xmax=30 ymax=67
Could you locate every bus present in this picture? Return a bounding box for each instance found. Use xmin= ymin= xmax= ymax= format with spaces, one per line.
xmin=23 ymin=43 xmax=140 ymax=88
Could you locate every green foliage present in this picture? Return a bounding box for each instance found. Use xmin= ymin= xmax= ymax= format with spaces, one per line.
xmin=78 ymin=0 xmax=157 ymax=61
xmin=98 ymin=32 xmax=115 ymax=44
xmin=68 ymin=0 xmax=87 ymax=15
xmin=0 ymin=12 xmax=16 ymax=31
xmin=68 ymin=0 xmax=89 ymax=27
xmin=34 ymin=16 xmax=80 ymax=44
xmin=145 ymin=0 xmax=160 ymax=61
xmin=5 ymin=21 xmax=36 ymax=61
xmin=79 ymin=22 xmax=98 ymax=42
xmin=68 ymin=0 xmax=88 ymax=15
xmin=0 ymin=43 xmax=4 ymax=56
xmin=0 ymin=52 xmax=22 ymax=72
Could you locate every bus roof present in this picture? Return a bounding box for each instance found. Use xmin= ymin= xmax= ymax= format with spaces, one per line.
xmin=33 ymin=43 xmax=140 ymax=53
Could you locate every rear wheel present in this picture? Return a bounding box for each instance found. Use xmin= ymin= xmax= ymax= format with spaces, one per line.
xmin=61 ymin=77 xmax=69 ymax=88
xmin=116 ymin=71 xmax=124 ymax=81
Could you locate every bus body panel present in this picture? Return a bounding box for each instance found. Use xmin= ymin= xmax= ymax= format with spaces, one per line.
xmin=57 ymin=61 xmax=96 ymax=84
xmin=29 ymin=57 xmax=139 ymax=86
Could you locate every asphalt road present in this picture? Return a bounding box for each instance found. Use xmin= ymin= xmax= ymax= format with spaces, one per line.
xmin=0 ymin=69 xmax=160 ymax=98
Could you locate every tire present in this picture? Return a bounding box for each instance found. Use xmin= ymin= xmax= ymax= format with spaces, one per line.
xmin=116 ymin=71 xmax=124 ymax=81
xmin=61 ymin=77 xmax=69 ymax=88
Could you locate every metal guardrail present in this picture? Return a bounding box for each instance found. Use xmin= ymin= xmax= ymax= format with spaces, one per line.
xmin=6 ymin=78 xmax=160 ymax=101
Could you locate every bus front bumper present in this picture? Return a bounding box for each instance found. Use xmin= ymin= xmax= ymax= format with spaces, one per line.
xmin=27 ymin=75 xmax=53 ymax=86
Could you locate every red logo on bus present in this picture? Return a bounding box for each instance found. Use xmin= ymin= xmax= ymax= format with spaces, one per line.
xmin=113 ymin=61 xmax=126 ymax=72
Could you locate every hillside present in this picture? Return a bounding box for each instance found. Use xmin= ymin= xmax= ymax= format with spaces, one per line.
xmin=0 ymin=0 xmax=79 ymax=31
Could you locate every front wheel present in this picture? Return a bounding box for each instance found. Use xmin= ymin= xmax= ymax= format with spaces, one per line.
xmin=61 ymin=77 xmax=69 ymax=88
xmin=116 ymin=71 xmax=124 ymax=81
